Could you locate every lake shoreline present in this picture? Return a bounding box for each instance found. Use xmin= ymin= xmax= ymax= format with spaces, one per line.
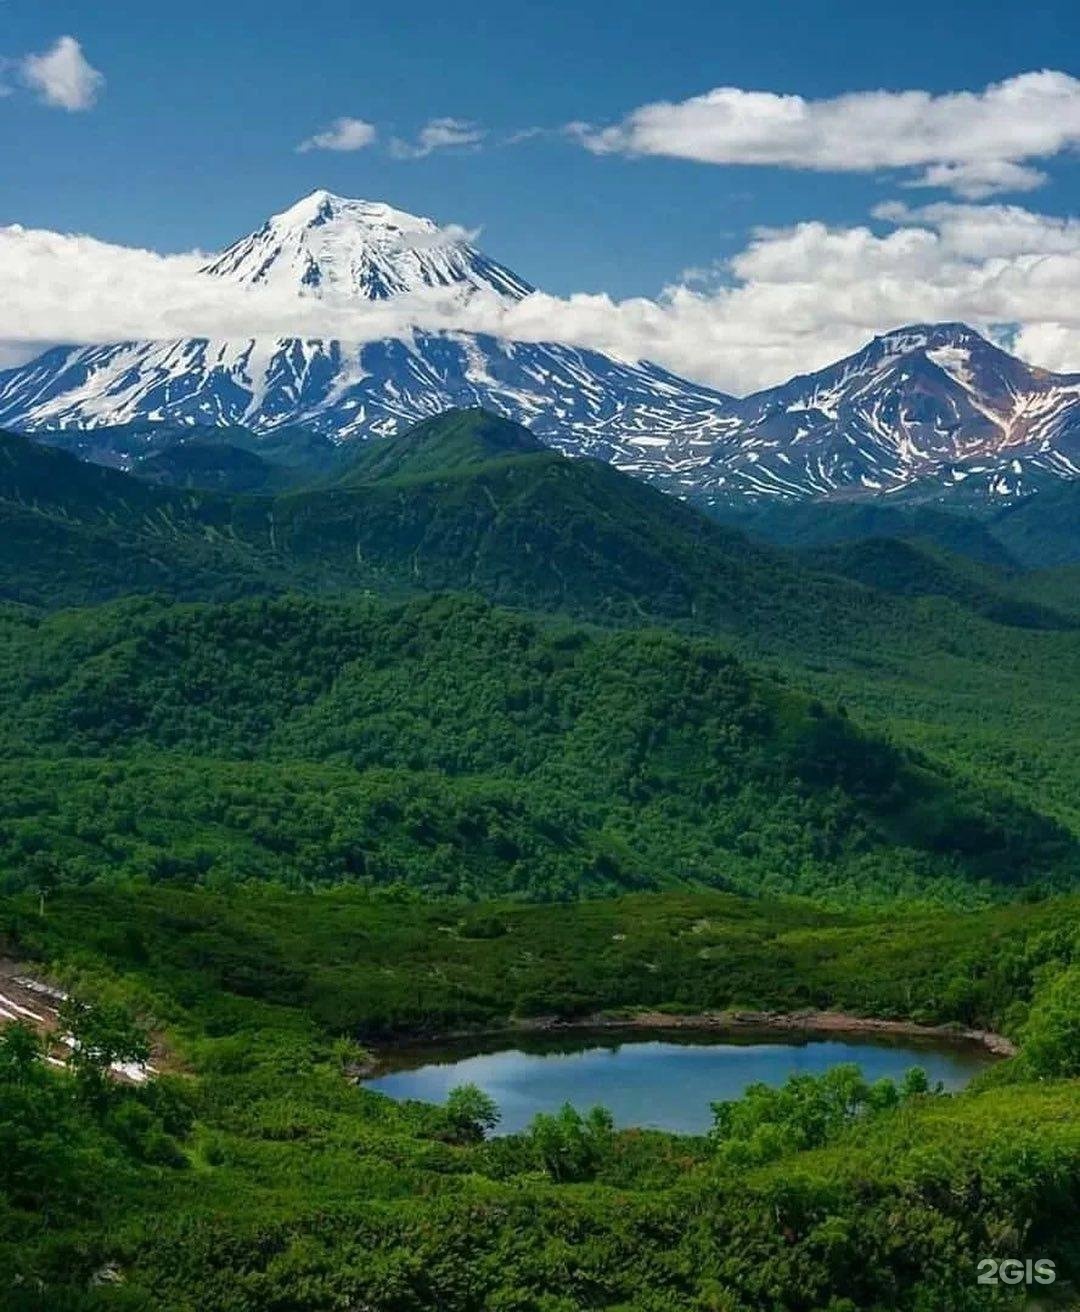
xmin=357 ymin=1007 xmax=1016 ymax=1076
xmin=512 ymin=1009 xmax=1018 ymax=1057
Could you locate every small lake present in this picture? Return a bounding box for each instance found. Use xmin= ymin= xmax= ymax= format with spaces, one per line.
xmin=364 ymin=1029 xmax=993 ymax=1134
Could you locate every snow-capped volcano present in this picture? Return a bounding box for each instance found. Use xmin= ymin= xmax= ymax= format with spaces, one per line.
xmin=200 ymin=189 xmax=533 ymax=304
xmin=0 ymin=190 xmax=737 ymax=465
xmin=0 ymin=193 xmax=1078 ymax=509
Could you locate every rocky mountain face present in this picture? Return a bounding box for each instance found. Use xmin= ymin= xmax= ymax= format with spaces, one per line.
xmin=666 ymin=324 xmax=1080 ymax=508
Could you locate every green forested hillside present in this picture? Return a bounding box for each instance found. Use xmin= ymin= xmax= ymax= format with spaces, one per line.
xmin=0 ymin=429 xmax=284 ymax=605
xmin=2 ymin=412 xmax=1080 ymax=902
xmin=801 ymin=536 xmax=1075 ymax=629
xmin=2 ymin=409 xmax=1079 ymax=1311
xmin=990 ymin=480 xmax=1080 ymax=567
xmin=329 ymin=405 xmax=547 ymax=482
xmin=4 ymin=592 xmax=1070 ymax=903
xmin=710 ymin=498 xmax=1019 ymax=565
xmin=137 ymin=442 xmax=289 ymax=494
xmin=37 ymin=419 xmax=349 ymax=491
xmin=16 ymin=883 xmax=1078 ymax=1038
xmin=713 ymin=480 xmax=1080 ymax=570
xmin=0 ymin=418 xmax=936 ymax=648
xmin=1020 ymin=565 xmax=1080 ymax=619
xmin=4 ymin=414 xmax=1073 ymax=663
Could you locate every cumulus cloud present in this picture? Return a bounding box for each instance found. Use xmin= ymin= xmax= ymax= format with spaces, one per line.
xmin=390 ymin=118 xmax=486 ymax=159
xmin=904 ymin=160 xmax=1047 ymax=200
xmin=2 ymin=198 xmax=1080 ymax=392
xmin=572 ymin=71 xmax=1080 ymax=198
xmin=296 ymin=117 xmax=377 ymax=153
xmin=870 ymin=200 xmax=1080 ymax=258
xmin=21 ymin=36 xmax=104 ymax=111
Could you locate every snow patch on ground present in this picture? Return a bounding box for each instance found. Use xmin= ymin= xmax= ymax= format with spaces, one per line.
xmin=0 ymin=961 xmax=154 ymax=1083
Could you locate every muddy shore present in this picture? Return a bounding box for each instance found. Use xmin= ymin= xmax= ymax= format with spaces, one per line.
xmin=510 ymin=1008 xmax=1018 ymax=1057
xmin=354 ymin=1007 xmax=1017 ymax=1076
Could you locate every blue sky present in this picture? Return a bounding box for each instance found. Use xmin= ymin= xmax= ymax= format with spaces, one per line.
xmin=3 ymin=0 xmax=1079 ymax=299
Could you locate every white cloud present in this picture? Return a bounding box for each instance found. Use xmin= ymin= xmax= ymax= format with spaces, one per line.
xmin=20 ymin=36 xmax=104 ymax=112
xmin=390 ymin=118 xmax=486 ymax=159
xmin=870 ymin=200 xmax=1080 ymax=258
xmin=0 ymin=222 xmax=503 ymax=361
xmin=573 ymin=71 xmax=1080 ymax=197
xmin=0 ymin=224 xmax=417 ymax=346
xmin=296 ymin=117 xmax=377 ymax=153
xmin=2 ymin=198 xmax=1080 ymax=393
xmin=904 ymin=160 xmax=1047 ymax=200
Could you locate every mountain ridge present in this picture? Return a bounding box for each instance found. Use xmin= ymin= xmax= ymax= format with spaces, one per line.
xmin=0 ymin=192 xmax=1078 ymax=509
xmin=2 ymin=410 xmax=1079 ymax=902
xmin=680 ymin=322 xmax=1080 ymax=507
xmin=4 ymin=408 xmax=1075 ymax=643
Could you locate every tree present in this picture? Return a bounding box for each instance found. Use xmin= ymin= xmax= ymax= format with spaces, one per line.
xmin=0 ymin=1023 xmax=88 ymax=1214
xmin=527 ymin=1103 xmax=614 ymax=1181
xmin=710 ymin=1064 xmax=939 ymax=1169
xmin=57 ymin=997 xmax=150 ymax=1099
xmin=1021 ymin=963 xmax=1080 ymax=1078
xmin=899 ymin=1066 xmax=932 ymax=1098
xmin=444 ymin=1083 xmax=501 ymax=1143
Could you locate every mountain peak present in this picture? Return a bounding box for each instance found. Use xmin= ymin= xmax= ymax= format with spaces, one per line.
xmin=200 ymin=191 xmax=534 ymax=304
xmin=869 ymin=322 xmax=988 ymax=356
xmin=333 ymin=407 xmax=548 ymax=487
xmin=717 ymin=319 xmax=1080 ymax=506
xmin=272 ymin=190 xmax=441 ymax=238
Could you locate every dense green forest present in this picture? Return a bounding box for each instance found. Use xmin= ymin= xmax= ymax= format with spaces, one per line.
xmin=710 ymin=480 xmax=1080 ymax=570
xmin=0 ymin=591 xmax=1074 ymax=904
xmin=4 ymin=410 xmax=1080 ymax=855
xmin=38 ymin=419 xmax=352 ymax=493
xmin=1 ymin=409 xmax=1078 ymax=1310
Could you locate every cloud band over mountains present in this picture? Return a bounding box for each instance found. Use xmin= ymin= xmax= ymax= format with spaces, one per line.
xmin=2 ymin=198 xmax=1079 ymax=391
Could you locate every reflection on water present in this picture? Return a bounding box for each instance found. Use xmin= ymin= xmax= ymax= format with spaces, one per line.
xmin=363 ymin=1028 xmax=993 ymax=1134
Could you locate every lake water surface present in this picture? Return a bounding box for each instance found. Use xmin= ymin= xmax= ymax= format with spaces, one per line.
xmin=364 ymin=1029 xmax=993 ymax=1134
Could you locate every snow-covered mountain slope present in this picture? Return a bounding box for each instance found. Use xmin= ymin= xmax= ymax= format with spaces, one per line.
xmin=0 ymin=191 xmax=1078 ymax=508
xmin=201 ymin=190 xmax=533 ymax=304
xmin=668 ymin=324 xmax=1080 ymax=507
xmin=0 ymin=334 xmax=737 ymax=468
